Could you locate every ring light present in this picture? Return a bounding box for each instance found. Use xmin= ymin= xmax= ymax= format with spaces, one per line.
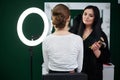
xmin=17 ymin=7 xmax=49 ymax=46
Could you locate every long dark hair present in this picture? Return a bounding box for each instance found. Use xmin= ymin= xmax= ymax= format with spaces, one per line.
xmin=78 ymin=5 xmax=102 ymax=41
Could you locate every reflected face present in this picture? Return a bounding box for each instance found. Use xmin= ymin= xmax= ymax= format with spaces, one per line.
xmin=82 ymin=9 xmax=95 ymax=26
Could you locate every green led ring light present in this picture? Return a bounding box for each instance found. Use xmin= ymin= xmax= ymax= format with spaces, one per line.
xmin=17 ymin=7 xmax=49 ymax=46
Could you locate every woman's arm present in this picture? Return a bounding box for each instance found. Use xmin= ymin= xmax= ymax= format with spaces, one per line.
xmin=77 ymin=37 xmax=84 ymax=72
xmin=91 ymin=32 xmax=110 ymax=63
xmin=42 ymin=41 xmax=49 ymax=75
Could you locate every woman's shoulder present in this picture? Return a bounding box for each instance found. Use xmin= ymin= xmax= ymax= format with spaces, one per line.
xmin=101 ymin=31 xmax=107 ymax=38
xmin=43 ymin=34 xmax=53 ymax=42
xmin=70 ymin=33 xmax=83 ymax=41
xmin=71 ymin=33 xmax=82 ymax=37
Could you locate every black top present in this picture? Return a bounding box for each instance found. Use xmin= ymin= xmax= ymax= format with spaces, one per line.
xmin=83 ymin=32 xmax=110 ymax=68
xmin=81 ymin=31 xmax=110 ymax=80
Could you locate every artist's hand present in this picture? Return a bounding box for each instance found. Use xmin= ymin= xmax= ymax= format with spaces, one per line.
xmin=91 ymin=41 xmax=101 ymax=51
xmin=91 ymin=41 xmax=102 ymax=58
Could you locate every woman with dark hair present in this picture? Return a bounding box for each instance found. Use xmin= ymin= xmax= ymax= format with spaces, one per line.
xmin=76 ymin=5 xmax=110 ymax=80
xmin=42 ymin=4 xmax=83 ymax=75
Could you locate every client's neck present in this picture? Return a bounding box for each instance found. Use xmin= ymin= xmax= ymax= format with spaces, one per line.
xmin=54 ymin=26 xmax=70 ymax=35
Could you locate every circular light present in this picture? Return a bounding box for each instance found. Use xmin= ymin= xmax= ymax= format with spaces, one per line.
xmin=17 ymin=7 xmax=49 ymax=46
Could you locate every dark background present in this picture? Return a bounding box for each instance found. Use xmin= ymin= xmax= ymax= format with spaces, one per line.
xmin=0 ymin=0 xmax=120 ymax=80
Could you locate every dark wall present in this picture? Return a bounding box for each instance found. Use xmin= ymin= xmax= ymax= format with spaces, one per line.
xmin=0 ymin=0 xmax=120 ymax=80
xmin=110 ymin=0 xmax=120 ymax=80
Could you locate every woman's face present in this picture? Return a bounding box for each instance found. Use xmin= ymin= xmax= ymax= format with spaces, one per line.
xmin=82 ymin=8 xmax=95 ymax=26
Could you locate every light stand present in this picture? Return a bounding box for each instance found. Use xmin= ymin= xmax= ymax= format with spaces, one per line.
xmin=29 ymin=45 xmax=33 ymax=80
xmin=28 ymin=35 xmax=39 ymax=80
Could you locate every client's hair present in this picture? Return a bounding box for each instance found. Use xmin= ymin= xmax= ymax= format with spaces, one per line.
xmin=52 ymin=4 xmax=70 ymax=29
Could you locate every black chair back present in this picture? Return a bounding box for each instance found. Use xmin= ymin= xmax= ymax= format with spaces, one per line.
xmin=42 ymin=72 xmax=87 ymax=80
